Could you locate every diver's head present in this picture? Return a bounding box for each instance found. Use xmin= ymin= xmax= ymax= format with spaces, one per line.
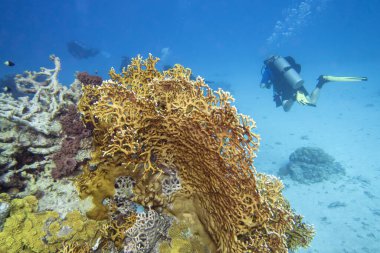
xmin=263 ymin=55 xmax=277 ymax=66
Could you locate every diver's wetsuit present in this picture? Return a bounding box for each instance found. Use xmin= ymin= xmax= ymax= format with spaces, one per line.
xmin=261 ymin=56 xmax=308 ymax=107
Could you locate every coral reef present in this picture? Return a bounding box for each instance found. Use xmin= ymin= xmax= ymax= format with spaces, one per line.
xmin=279 ymin=147 xmax=345 ymax=184
xmin=0 ymin=202 xmax=10 ymax=230
xmin=0 ymin=56 xmax=96 ymax=232
xmin=98 ymin=210 xmax=137 ymax=250
xmin=76 ymin=54 xmax=314 ymax=252
xmin=0 ymin=194 xmax=11 ymax=230
xmin=22 ymin=170 xmax=94 ymax=218
xmin=5 ymin=55 xmax=78 ymax=134
xmin=96 ymin=176 xmax=138 ymax=250
xmin=124 ymin=209 xmax=172 ymax=252
xmin=52 ymin=104 xmax=91 ymax=179
xmin=59 ymin=241 xmax=91 ymax=253
xmin=0 ymin=195 xmax=103 ymax=253
xmin=161 ymin=172 xmax=181 ymax=198
xmin=76 ymin=72 xmax=103 ymax=86
xmin=159 ymin=220 xmax=208 ymax=253
xmin=0 ymin=55 xmax=81 ymax=194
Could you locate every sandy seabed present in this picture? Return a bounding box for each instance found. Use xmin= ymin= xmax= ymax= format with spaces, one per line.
xmin=232 ymin=71 xmax=380 ymax=253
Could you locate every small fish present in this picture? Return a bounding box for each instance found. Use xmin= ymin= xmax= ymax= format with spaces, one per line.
xmin=4 ymin=60 xmax=15 ymax=67
xmin=2 ymin=86 xmax=12 ymax=93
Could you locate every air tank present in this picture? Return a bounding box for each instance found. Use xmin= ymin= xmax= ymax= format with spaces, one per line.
xmin=272 ymin=56 xmax=304 ymax=89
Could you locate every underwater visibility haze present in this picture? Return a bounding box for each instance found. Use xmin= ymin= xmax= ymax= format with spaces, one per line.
xmin=0 ymin=0 xmax=379 ymax=252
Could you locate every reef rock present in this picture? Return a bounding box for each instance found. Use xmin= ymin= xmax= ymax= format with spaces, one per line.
xmin=0 ymin=200 xmax=10 ymax=231
xmin=280 ymin=147 xmax=345 ymax=184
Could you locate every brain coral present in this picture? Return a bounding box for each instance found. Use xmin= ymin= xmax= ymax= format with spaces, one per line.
xmin=77 ymin=54 xmax=314 ymax=252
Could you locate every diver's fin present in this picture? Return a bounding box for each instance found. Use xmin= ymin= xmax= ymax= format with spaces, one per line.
xmin=319 ymin=75 xmax=368 ymax=82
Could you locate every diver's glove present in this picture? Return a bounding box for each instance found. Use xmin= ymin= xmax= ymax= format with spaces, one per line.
xmin=295 ymin=90 xmax=310 ymax=105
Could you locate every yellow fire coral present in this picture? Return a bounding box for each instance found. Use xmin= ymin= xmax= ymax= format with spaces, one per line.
xmin=99 ymin=211 xmax=137 ymax=249
xmin=77 ymin=54 xmax=314 ymax=252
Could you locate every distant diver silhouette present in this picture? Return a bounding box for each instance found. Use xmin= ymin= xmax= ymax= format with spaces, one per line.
xmin=67 ymin=41 xmax=100 ymax=59
xmin=120 ymin=56 xmax=131 ymax=72
xmin=260 ymin=55 xmax=367 ymax=112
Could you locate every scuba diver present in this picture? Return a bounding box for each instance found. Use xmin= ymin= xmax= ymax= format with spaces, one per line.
xmin=67 ymin=41 xmax=100 ymax=59
xmin=260 ymin=55 xmax=367 ymax=112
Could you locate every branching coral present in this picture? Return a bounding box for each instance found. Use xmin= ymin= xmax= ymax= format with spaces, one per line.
xmin=59 ymin=241 xmax=91 ymax=253
xmin=96 ymin=176 xmax=138 ymax=250
xmin=1 ymin=55 xmax=77 ymax=135
xmin=98 ymin=211 xmax=137 ymax=250
xmin=77 ymin=54 xmax=314 ymax=252
xmin=0 ymin=55 xmax=81 ymax=193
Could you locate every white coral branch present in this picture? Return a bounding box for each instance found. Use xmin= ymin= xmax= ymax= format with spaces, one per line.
xmin=0 ymin=55 xmax=77 ymax=136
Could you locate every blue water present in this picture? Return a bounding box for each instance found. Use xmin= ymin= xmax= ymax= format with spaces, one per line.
xmin=1 ymin=0 xmax=379 ymax=252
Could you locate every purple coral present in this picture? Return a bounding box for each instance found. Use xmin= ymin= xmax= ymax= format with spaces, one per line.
xmin=51 ymin=105 xmax=92 ymax=179
xmin=52 ymin=156 xmax=78 ymax=180
xmin=60 ymin=137 xmax=81 ymax=155
xmin=59 ymin=105 xmax=91 ymax=137
xmin=77 ymin=72 xmax=103 ymax=86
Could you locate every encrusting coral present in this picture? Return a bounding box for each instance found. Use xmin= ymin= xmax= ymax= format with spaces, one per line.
xmin=159 ymin=219 xmax=208 ymax=253
xmin=76 ymin=54 xmax=314 ymax=252
xmin=0 ymin=195 xmax=103 ymax=253
xmin=52 ymin=104 xmax=92 ymax=179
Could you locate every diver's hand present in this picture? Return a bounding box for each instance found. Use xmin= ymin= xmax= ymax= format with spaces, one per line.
xmin=260 ymin=83 xmax=270 ymax=89
xmin=295 ymin=91 xmax=309 ymax=105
